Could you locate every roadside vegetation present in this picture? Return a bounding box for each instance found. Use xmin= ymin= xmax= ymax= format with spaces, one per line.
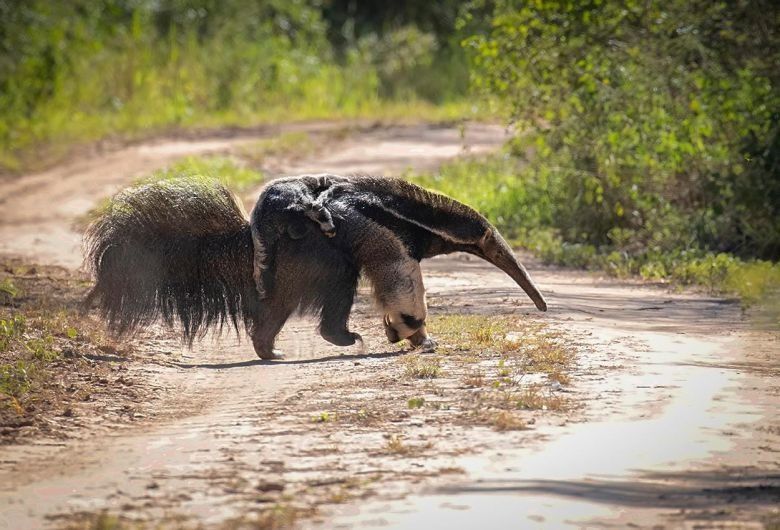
xmin=410 ymin=155 xmax=780 ymax=305
xmin=412 ymin=1 xmax=779 ymax=305
xmin=0 ymin=265 xmax=85 ymax=415
xmin=1 ymin=2 xmax=473 ymax=172
xmin=0 ymin=261 xmax=142 ymax=442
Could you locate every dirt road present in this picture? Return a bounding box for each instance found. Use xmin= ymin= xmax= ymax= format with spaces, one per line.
xmin=0 ymin=122 xmax=777 ymax=529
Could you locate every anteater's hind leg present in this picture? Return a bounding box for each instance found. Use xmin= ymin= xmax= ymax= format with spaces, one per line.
xmin=250 ymin=298 xmax=295 ymax=359
xmin=318 ymin=270 xmax=361 ymax=347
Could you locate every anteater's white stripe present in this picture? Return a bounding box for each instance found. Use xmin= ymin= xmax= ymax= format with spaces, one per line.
xmin=369 ymin=199 xmax=482 ymax=246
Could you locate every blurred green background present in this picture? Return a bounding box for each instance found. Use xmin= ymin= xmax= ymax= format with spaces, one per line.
xmin=0 ymin=0 xmax=473 ymax=170
xmin=2 ymin=0 xmax=778 ymax=303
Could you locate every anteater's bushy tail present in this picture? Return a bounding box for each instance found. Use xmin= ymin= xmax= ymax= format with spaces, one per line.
xmin=84 ymin=177 xmax=258 ymax=342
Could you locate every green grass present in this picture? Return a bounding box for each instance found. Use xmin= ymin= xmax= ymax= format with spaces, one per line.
xmin=1 ymin=3 xmax=478 ymax=173
xmin=407 ymin=397 xmax=425 ymax=409
xmin=402 ymin=355 xmax=441 ymax=379
xmin=312 ymin=411 xmax=334 ymax=423
xmin=413 ymin=314 xmax=577 ymax=429
xmin=0 ymin=310 xmax=65 ymax=404
xmin=428 ymin=314 xmax=575 ymax=388
xmin=0 ymin=319 xmax=60 ymax=410
xmin=144 ymin=156 xmax=264 ymax=192
xmin=521 ymin=228 xmax=780 ymax=306
xmin=0 ymin=279 xmax=20 ymax=299
xmin=0 ymin=309 xmax=70 ymax=408
xmin=0 ymin=264 xmax=111 ymax=419
xmin=4 ymin=97 xmax=474 ymax=174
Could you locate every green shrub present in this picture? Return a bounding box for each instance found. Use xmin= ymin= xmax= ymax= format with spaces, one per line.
xmin=0 ymin=361 xmax=33 ymax=399
xmin=0 ymin=316 xmax=26 ymax=352
xmin=409 ymin=154 xmax=780 ymax=305
xmin=463 ymin=1 xmax=779 ymax=261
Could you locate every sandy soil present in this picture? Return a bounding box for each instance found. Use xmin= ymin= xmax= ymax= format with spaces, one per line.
xmin=0 ymin=122 xmax=777 ymax=529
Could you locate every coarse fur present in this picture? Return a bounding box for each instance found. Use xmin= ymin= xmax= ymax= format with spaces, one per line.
xmin=84 ymin=177 xmax=258 ymax=343
xmin=248 ymin=175 xmax=548 ymax=355
xmin=247 ymin=216 xmax=361 ymax=357
xmin=85 ymin=174 xmax=547 ymax=360
xmin=249 ymin=174 xmax=348 ymax=298
xmin=84 ymin=175 xmax=362 ymax=359
xmin=247 ymin=176 xmax=432 ymax=353
xmin=317 ymin=176 xmax=548 ymax=312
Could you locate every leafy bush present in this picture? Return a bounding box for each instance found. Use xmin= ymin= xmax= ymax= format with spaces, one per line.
xmin=463 ymin=0 xmax=779 ymax=261
xmin=409 ymin=154 xmax=780 ymax=304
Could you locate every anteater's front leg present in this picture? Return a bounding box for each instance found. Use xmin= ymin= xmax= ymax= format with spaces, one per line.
xmin=376 ymin=259 xmax=437 ymax=352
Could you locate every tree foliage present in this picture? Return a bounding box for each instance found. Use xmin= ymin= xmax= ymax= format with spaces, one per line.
xmin=465 ymin=0 xmax=779 ymax=260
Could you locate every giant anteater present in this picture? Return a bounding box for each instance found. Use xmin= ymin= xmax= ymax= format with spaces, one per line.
xmin=85 ymin=175 xmax=547 ymax=359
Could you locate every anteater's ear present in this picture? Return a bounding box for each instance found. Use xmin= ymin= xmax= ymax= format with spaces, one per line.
xmin=339 ymin=176 xmax=548 ymax=312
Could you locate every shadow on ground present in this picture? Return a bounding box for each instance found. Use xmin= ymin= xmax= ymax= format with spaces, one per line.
xmin=439 ymin=468 xmax=780 ymax=510
xmin=173 ymin=348 xmax=406 ymax=369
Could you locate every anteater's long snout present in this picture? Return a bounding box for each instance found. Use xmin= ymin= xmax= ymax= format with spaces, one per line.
xmin=479 ymin=230 xmax=548 ymax=312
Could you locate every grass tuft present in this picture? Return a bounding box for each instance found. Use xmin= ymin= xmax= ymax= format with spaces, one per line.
xmin=254 ymin=504 xmax=301 ymax=530
xmin=407 ymin=397 xmax=425 ymax=409
xmin=515 ymin=385 xmax=566 ymax=411
xmin=0 ymin=279 xmax=20 ymax=299
xmin=312 ymin=412 xmax=333 ymax=423
xmin=385 ymin=434 xmax=409 ymax=455
xmin=491 ymin=410 xmax=528 ymax=431
xmin=403 ymin=355 xmax=441 ymax=379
